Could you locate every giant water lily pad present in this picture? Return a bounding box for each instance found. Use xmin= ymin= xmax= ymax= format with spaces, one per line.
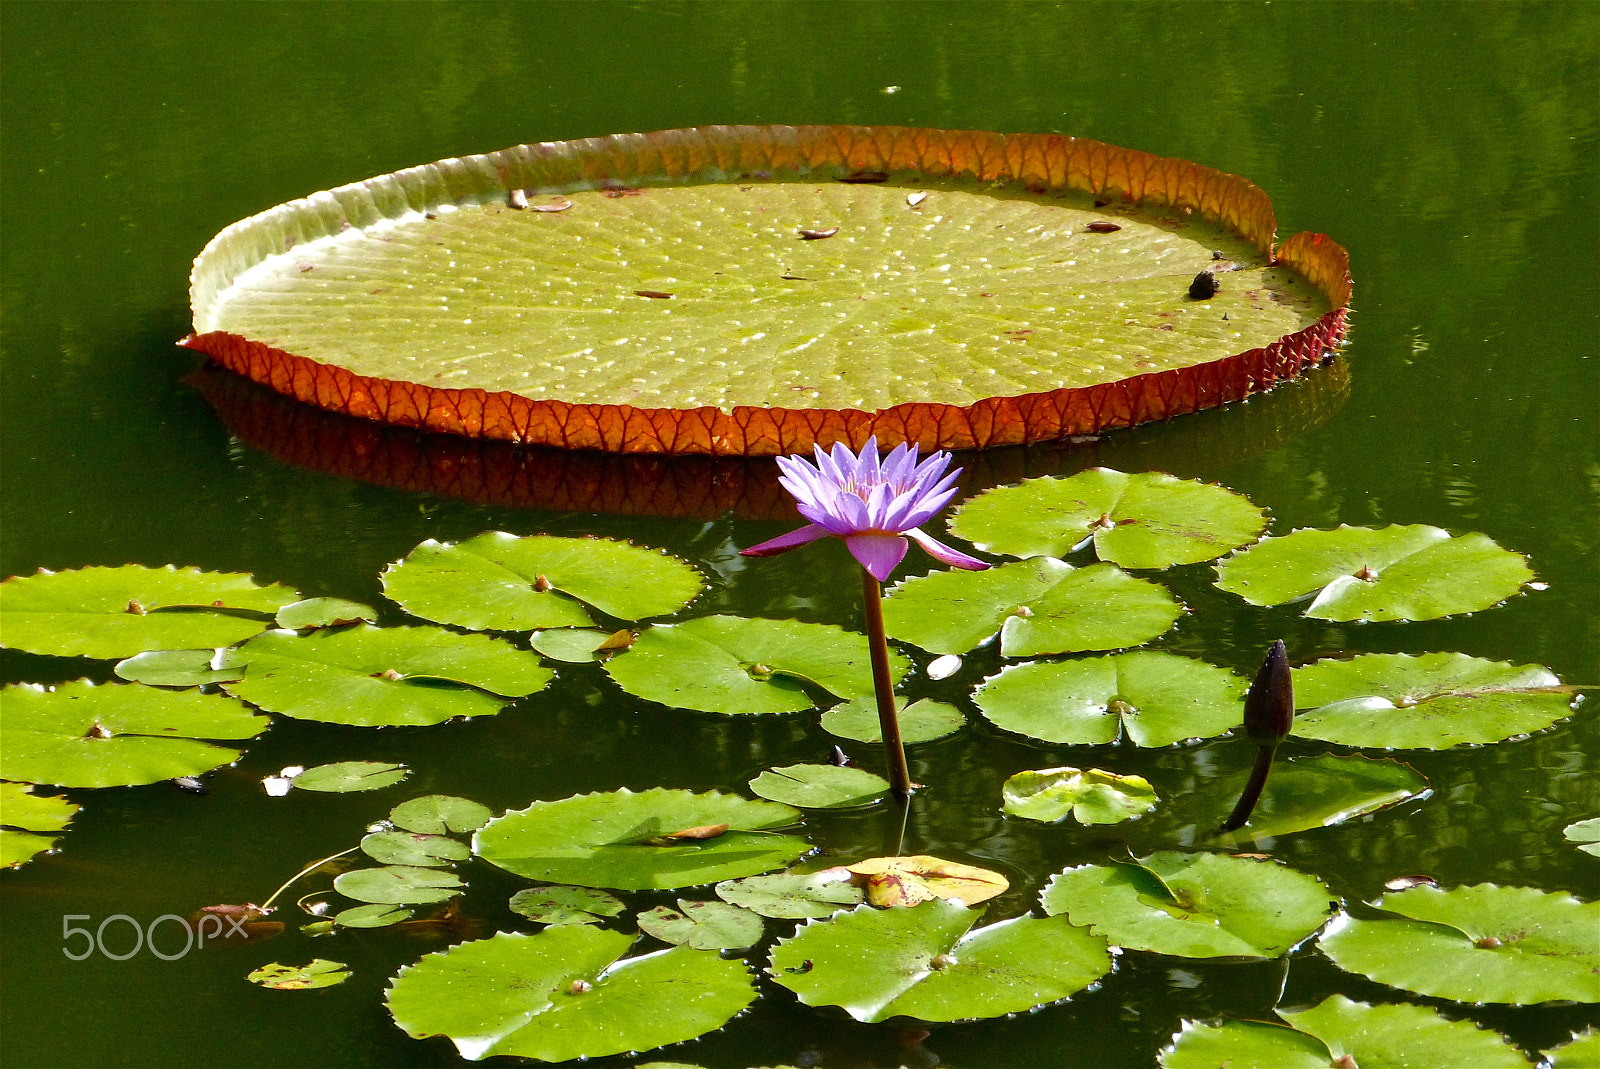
xmin=604 ymin=615 xmax=905 ymax=715
xmin=385 ymin=927 xmax=756 ymax=1061
xmin=1290 ymin=652 xmax=1576 ymax=748
xmin=1002 ymin=767 xmax=1158 ymax=825
xmin=1318 ymin=884 xmax=1600 ymax=1004
xmin=1041 ymin=851 xmax=1334 ymax=958
xmin=975 ymin=651 xmax=1245 ymax=745
xmin=220 ymin=625 xmax=552 ymax=726
xmin=0 ymin=680 xmax=267 ymax=787
xmin=474 ymin=788 xmax=807 ymax=889
xmin=1160 ymin=996 xmax=1533 ymax=1069
xmin=1214 ymin=524 xmax=1534 ymax=621
xmin=381 ymin=533 xmax=702 ymax=631
xmin=185 ymin=125 xmax=1349 ymax=456
xmin=0 ymin=565 xmax=297 ymax=659
xmin=768 ymin=899 xmax=1111 ymax=1023
xmin=883 ymin=558 xmax=1182 ymax=657
xmin=0 ymin=783 xmax=79 ymax=868
xmin=950 ymin=469 xmax=1267 ymax=567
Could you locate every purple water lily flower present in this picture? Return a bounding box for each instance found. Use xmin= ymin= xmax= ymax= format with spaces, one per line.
xmin=741 ymin=438 xmax=989 ymax=581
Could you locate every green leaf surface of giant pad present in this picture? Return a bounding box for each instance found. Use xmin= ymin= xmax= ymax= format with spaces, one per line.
xmin=1159 ymin=996 xmax=1534 ymax=1069
xmin=1318 ymin=884 xmax=1600 ymax=1004
xmin=187 ymin=126 xmax=1350 ymax=456
xmin=1185 ymin=755 xmax=1429 ymax=842
xmin=768 ymin=899 xmax=1111 ymax=1023
xmin=1545 ymin=1029 xmax=1600 ymax=1069
xmin=749 ymin=764 xmax=889 ymax=808
xmin=950 ymin=469 xmax=1267 ymax=567
xmin=0 ymin=783 xmax=80 ymax=868
xmin=1002 ymin=766 xmax=1158 ymax=825
xmin=1214 ymin=525 xmax=1534 ymax=622
xmin=0 ymin=680 xmax=267 ymax=788
xmin=474 ymin=787 xmax=807 ymax=889
xmin=975 ymin=651 xmax=1244 ymax=745
xmin=882 ymin=558 xmax=1182 ymax=657
xmin=604 ymin=615 xmax=906 ymax=715
xmin=385 ymin=927 xmax=756 ymax=1062
xmin=637 ymin=899 xmax=765 ymax=951
xmin=0 ymin=565 xmax=297 ymax=659
xmin=293 ymin=761 xmax=410 ymax=793
xmin=334 ymin=865 xmax=464 ymax=905
xmin=1290 ymin=652 xmax=1576 ymax=748
xmin=381 ymin=533 xmax=702 ymax=631
xmin=1041 ymin=851 xmax=1334 ymax=958
xmin=715 ymin=870 xmax=865 ymax=919
xmin=820 ymin=697 xmax=964 ymax=744
xmin=220 ymin=625 xmax=552 ymax=726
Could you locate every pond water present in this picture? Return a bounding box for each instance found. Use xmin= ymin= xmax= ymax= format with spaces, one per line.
xmin=2 ymin=3 xmax=1595 ymax=1067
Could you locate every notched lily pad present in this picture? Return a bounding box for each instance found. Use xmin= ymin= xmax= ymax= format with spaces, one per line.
xmin=0 ymin=679 xmax=267 ymax=788
xmin=474 ymin=787 xmax=807 ymax=890
xmin=1041 ymin=851 xmax=1335 ymax=958
xmin=768 ymin=899 xmax=1111 ymax=1023
xmin=820 ymin=696 xmax=963 ymax=744
xmin=637 ymin=899 xmax=764 ymax=951
xmin=1565 ymin=818 xmax=1600 ymax=858
xmin=276 ymin=597 xmax=378 ymax=630
xmin=334 ymin=864 xmax=464 ymax=905
xmin=950 ymin=469 xmax=1267 ymax=568
xmin=0 ymin=782 xmax=80 ymax=868
xmin=247 ymin=959 xmax=351 ymax=990
xmin=362 ymin=830 xmax=470 ymax=867
xmin=113 ymin=649 xmax=243 ymax=687
xmin=389 ymin=794 xmax=494 ymax=835
xmin=1002 ymin=767 xmax=1158 ymax=825
xmin=1290 ymin=652 xmax=1578 ymax=748
xmin=975 ymin=651 xmax=1244 ymax=746
xmin=220 ymin=624 xmax=552 ymax=727
xmin=381 ymin=533 xmax=703 ymax=631
xmin=883 ymin=558 xmax=1183 ymax=657
xmin=335 ymin=903 xmax=414 ymax=929
xmin=0 ymin=564 xmax=298 ymax=659
xmin=385 ymin=927 xmax=757 ymax=1062
xmin=715 ymin=870 xmax=865 ymax=919
xmin=293 ymin=761 xmax=409 ymax=793
xmin=530 ymin=627 xmax=635 ymax=663
xmin=1214 ymin=524 xmax=1535 ymax=621
xmin=604 ymin=615 xmax=907 ymax=715
xmin=510 ymin=886 xmax=627 ymax=926
xmin=1318 ymin=883 xmax=1600 ymax=1004
xmin=749 ymin=764 xmax=889 ymax=808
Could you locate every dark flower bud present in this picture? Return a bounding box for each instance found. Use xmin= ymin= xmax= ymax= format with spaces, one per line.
xmin=1243 ymin=640 xmax=1293 ymax=746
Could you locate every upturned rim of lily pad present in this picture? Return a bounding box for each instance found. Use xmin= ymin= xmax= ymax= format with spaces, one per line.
xmin=183 ymin=124 xmax=1351 ymax=456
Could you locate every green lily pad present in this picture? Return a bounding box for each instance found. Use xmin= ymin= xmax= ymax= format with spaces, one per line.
xmin=715 ymin=870 xmax=865 ymax=920
xmin=883 ymin=558 xmax=1183 ymax=657
xmin=604 ymin=615 xmax=906 ymax=715
xmin=220 ymin=624 xmax=552 ymax=726
xmin=389 ymin=794 xmax=494 ymax=835
xmin=362 ymin=831 xmax=470 ymax=867
xmin=1318 ymin=883 xmax=1600 ymax=1004
xmin=768 ymin=899 xmax=1111 ymax=1023
xmin=1160 ymin=995 xmax=1534 ymax=1068
xmin=1042 ymin=851 xmax=1334 ymax=958
xmin=385 ymin=927 xmax=756 ymax=1062
xmin=1214 ymin=524 xmax=1535 ymax=622
xmin=1565 ymin=818 xmax=1600 ymax=858
xmin=638 ymin=900 xmax=764 ymax=951
xmin=247 ymin=959 xmax=351 ymax=990
xmin=0 ymin=565 xmax=298 ymax=659
xmin=381 ymin=533 xmax=703 ymax=631
xmin=510 ymin=886 xmax=627 ymax=926
xmin=1546 ymin=1029 xmax=1600 ymax=1069
xmin=1291 ymin=652 xmax=1576 ymax=748
xmin=276 ymin=597 xmax=378 ymax=630
xmin=293 ymin=761 xmax=410 ymax=793
xmin=975 ymin=652 xmax=1245 ymax=746
xmin=820 ymin=697 xmax=964 ymax=744
xmin=1191 ymin=755 xmax=1430 ymax=841
xmin=0 ymin=680 xmax=267 ymax=788
xmin=950 ymin=469 xmax=1267 ymax=568
xmin=474 ymin=787 xmax=808 ymax=890
xmin=749 ymin=764 xmax=889 ymax=808
xmin=334 ymin=864 xmax=465 ymax=905
xmin=113 ymin=649 xmax=243 ymax=687
xmin=0 ymin=783 xmax=79 ymax=868
xmin=1002 ymin=767 xmax=1158 ymax=825
xmin=335 ymin=903 xmax=413 ymax=928
xmin=530 ymin=627 xmax=634 ymax=662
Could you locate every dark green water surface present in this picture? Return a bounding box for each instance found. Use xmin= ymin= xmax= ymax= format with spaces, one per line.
xmin=2 ymin=3 xmax=1596 ymax=1067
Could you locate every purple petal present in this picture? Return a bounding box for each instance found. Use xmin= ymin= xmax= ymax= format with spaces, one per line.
xmin=908 ymin=528 xmax=990 ymax=570
xmin=856 ymin=436 xmax=881 ymax=474
xmin=844 ymin=533 xmax=909 ymax=581
xmin=741 ymin=524 xmax=832 ymax=557
xmin=898 ymin=484 xmax=961 ymax=530
xmin=881 ymin=442 xmax=918 ymax=485
xmin=815 ymin=443 xmax=847 ymax=485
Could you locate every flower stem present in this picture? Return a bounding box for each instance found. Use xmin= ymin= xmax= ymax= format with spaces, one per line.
xmin=860 ymin=568 xmax=912 ymax=801
xmin=1220 ymin=744 xmax=1277 ymax=832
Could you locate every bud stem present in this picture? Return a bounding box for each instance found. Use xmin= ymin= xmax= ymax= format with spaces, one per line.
xmin=861 ymin=568 xmax=912 ymax=801
xmin=1221 ymin=744 xmax=1277 ymax=832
